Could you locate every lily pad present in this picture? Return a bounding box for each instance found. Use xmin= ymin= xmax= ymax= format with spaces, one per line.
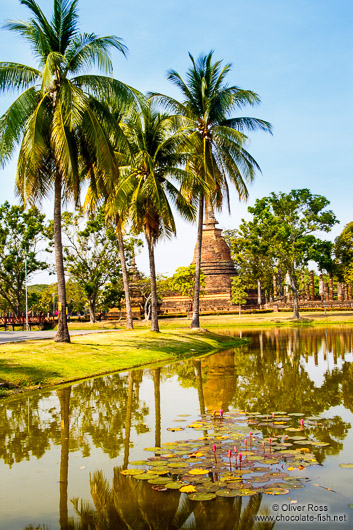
xmin=237 ymin=489 xmax=258 ymax=496
xmin=311 ymin=441 xmax=330 ymax=447
xmin=130 ymin=460 xmax=148 ymax=466
xmin=179 ymin=485 xmax=197 ymax=493
xmin=284 ymin=481 xmax=304 ymax=489
xmin=120 ymin=469 xmax=144 ymax=476
xmin=165 ymin=481 xmax=187 ymax=489
xmin=148 ymin=460 xmax=168 ymax=466
xmin=339 ymin=463 xmax=353 ymax=468
xmin=189 ymin=493 xmax=217 ymax=501
xmin=216 ymin=489 xmax=240 ymax=497
xmin=134 ymin=473 xmax=160 ymax=480
xmin=264 ymin=487 xmax=290 ymax=495
xmin=189 ymin=468 xmax=210 ymax=475
xmin=148 ymin=477 xmax=172 ymax=485
xmin=151 ymin=485 xmax=167 ymax=492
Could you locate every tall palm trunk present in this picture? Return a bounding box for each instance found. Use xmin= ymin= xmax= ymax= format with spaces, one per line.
xmin=117 ymin=228 xmax=133 ymax=329
xmin=146 ymin=233 xmax=159 ymax=332
xmin=123 ymin=372 xmax=133 ymax=468
xmin=257 ymin=279 xmax=262 ymax=306
xmin=54 ymin=172 xmax=70 ymax=343
xmin=289 ymin=272 xmax=300 ymax=319
xmin=191 ymin=196 xmax=204 ymax=329
xmin=58 ymin=387 xmax=71 ymax=530
xmin=153 ymin=368 xmax=161 ymax=448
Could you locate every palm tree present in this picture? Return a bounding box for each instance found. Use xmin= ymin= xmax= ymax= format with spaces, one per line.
xmin=153 ymin=51 xmax=272 ymax=328
xmin=0 ymin=0 xmax=135 ymax=341
xmin=108 ymin=99 xmax=195 ymax=332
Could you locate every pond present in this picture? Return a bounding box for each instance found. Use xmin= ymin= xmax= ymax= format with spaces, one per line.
xmin=0 ymin=327 xmax=352 ymax=529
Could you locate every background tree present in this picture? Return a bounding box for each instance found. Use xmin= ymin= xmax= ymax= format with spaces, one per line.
xmin=153 ymin=51 xmax=272 ymax=328
xmin=132 ymin=273 xmax=169 ymax=321
xmin=0 ymin=0 xmax=134 ymax=341
xmin=335 ymin=222 xmax=353 ymax=281
xmin=61 ymin=207 xmax=134 ymax=322
xmin=231 ymin=276 xmax=248 ymax=318
xmin=224 ymin=222 xmax=275 ymax=304
xmin=0 ymin=201 xmax=49 ymax=316
xmin=168 ymin=265 xmax=206 ymax=301
xmin=248 ymin=189 xmax=338 ymax=318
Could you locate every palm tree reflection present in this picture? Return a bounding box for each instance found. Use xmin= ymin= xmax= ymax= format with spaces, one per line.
xmin=71 ymin=468 xmax=274 ymax=529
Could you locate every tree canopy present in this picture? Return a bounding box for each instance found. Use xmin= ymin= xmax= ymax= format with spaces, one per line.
xmin=246 ymin=189 xmax=338 ymax=317
xmin=0 ymin=201 xmax=48 ymax=315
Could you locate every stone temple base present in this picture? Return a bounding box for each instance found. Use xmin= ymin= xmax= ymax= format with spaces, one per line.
xmin=160 ymin=293 xmax=236 ymax=315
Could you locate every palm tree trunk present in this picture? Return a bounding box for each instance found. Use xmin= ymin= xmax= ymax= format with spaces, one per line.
xmin=54 ymin=172 xmax=70 ymax=343
xmin=257 ymin=279 xmax=262 ymax=306
xmin=289 ymin=272 xmax=300 ymax=319
xmin=193 ymin=360 xmax=205 ymax=416
xmin=117 ymin=228 xmax=133 ymax=329
xmin=123 ymin=372 xmax=133 ymax=468
xmin=58 ymin=387 xmax=71 ymax=530
xmin=153 ymin=368 xmax=161 ymax=448
xmin=191 ymin=196 xmax=204 ymax=329
xmin=146 ymin=234 xmax=159 ymax=332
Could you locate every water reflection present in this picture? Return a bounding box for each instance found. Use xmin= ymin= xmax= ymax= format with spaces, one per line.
xmin=0 ymin=327 xmax=352 ymax=529
xmin=70 ymin=470 xmax=274 ymax=530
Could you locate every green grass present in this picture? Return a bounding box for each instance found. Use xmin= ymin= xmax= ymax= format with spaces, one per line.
xmin=0 ymin=328 xmax=243 ymax=399
xmin=2 ymin=310 xmax=353 ymax=399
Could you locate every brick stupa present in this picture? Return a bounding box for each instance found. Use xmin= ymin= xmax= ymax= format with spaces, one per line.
xmin=192 ymin=203 xmax=236 ymax=295
xmin=161 ymin=203 xmax=237 ymax=314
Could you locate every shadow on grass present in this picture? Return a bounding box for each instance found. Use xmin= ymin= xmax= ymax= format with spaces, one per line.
xmin=0 ymin=358 xmax=62 ymax=389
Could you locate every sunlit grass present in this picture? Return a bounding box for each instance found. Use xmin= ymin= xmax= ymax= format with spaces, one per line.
xmin=0 ymin=329 xmax=242 ymax=398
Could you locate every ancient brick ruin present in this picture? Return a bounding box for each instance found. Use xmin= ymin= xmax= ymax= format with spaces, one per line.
xmin=161 ymin=204 xmax=239 ymax=314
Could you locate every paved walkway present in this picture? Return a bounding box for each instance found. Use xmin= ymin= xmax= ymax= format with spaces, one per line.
xmin=0 ymin=329 xmax=116 ymax=344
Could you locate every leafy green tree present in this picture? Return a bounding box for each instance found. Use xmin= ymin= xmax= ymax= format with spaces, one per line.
xmin=0 ymin=0 xmax=135 ymax=341
xmin=335 ymin=222 xmax=353 ymax=281
xmin=224 ymin=223 xmax=275 ymax=304
xmin=248 ymin=189 xmax=338 ymax=318
xmin=231 ymin=276 xmax=248 ymax=318
xmin=109 ymin=99 xmax=194 ymax=332
xmin=0 ymin=201 xmax=48 ymax=316
xmin=168 ymin=265 xmax=206 ymax=301
xmin=61 ymin=207 xmax=134 ymax=322
xmin=153 ymin=51 xmax=272 ymax=328
xmin=97 ymin=278 xmax=125 ymax=314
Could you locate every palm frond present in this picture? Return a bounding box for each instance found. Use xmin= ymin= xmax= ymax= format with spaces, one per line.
xmin=0 ymin=87 xmax=39 ymax=167
xmin=222 ymin=116 xmax=273 ymax=134
xmin=52 ymin=0 xmax=79 ymax=52
xmin=0 ymin=63 xmax=41 ymax=93
xmin=65 ymin=33 xmax=127 ymax=75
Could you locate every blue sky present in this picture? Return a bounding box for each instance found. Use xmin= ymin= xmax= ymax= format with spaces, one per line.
xmin=1 ymin=0 xmax=352 ymax=280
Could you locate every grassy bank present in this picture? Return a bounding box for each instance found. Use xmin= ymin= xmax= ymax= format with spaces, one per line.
xmin=0 ymin=329 xmax=243 ymax=399
xmin=67 ymin=310 xmax=353 ymax=331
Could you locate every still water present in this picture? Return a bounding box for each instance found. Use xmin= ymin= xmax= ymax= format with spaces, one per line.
xmin=0 ymin=327 xmax=353 ymax=529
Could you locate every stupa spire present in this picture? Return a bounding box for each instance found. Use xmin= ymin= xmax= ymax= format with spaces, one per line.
xmin=204 ymin=200 xmax=219 ymax=228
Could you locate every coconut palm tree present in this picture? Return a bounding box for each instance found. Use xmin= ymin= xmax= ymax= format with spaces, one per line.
xmin=107 ymin=99 xmax=195 ymax=332
xmin=0 ymin=0 xmax=135 ymax=341
xmin=152 ymin=51 xmax=272 ymax=328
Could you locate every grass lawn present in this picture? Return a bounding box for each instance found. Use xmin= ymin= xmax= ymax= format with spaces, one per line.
xmin=0 ymin=328 xmax=243 ymax=399
xmin=1 ymin=310 xmax=352 ymax=400
xmin=67 ymin=310 xmax=353 ymax=331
